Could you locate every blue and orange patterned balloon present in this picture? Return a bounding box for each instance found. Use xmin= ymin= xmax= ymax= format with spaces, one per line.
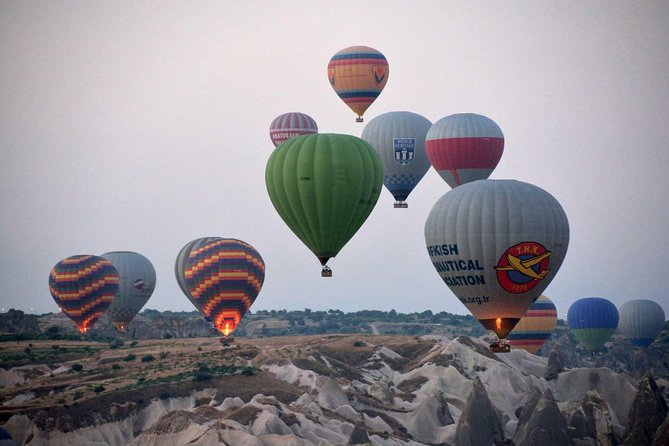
xmin=184 ymin=238 xmax=264 ymax=337
xmin=48 ymin=255 xmax=119 ymax=333
xmin=328 ymin=46 xmax=389 ymax=122
xmin=508 ymin=295 xmax=558 ymax=354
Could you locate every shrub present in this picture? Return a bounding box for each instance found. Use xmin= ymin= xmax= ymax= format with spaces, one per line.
xmin=241 ymin=367 xmax=255 ymax=377
xmin=141 ymin=354 xmax=155 ymax=363
xmin=71 ymin=363 xmax=83 ymax=372
xmin=73 ymin=391 xmax=84 ymax=400
xmin=93 ymin=385 xmax=105 ymax=394
xmin=353 ymin=340 xmax=365 ymax=347
xmin=123 ymin=354 xmax=136 ymax=362
xmin=159 ymin=351 xmax=169 ymax=359
xmin=111 ymin=364 xmax=122 ymax=370
xmin=194 ymin=371 xmax=212 ymax=382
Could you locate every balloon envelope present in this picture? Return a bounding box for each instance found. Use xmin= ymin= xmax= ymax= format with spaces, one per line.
xmin=184 ymin=238 xmax=264 ymax=336
xmin=361 ymin=111 xmax=432 ymax=207
xmin=175 ymin=237 xmax=222 ymax=319
xmin=0 ymin=427 xmax=16 ymax=446
xmin=424 ymin=180 xmax=570 ymax=338
xmin=508 ymin=295 xmax=558 ymax=354
xmin=48 ymin=255 xmax=119 ymax=333
xmin=426 ymin=113 xmax=504 ymax=188
xmin=101 ymin=251 xmax=156 ymax=331
xmin=269 ymin=112 xmax=318 ymax=147
xmin=618 ymin=299 xmax=666 ymax=347
xmin=265 ymin=133 xmax=383 ymax=273
xmin=328 ymin=45 xmax=389 ymax=121
xmin=567 ymin=297 xmax=619 ymax=351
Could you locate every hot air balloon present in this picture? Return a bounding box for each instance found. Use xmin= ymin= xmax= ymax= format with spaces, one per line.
xmin=618 ymin=299 xmax=666 ymax=347
xmin=48 ymin=255 xmax=119 ymax=333
xmin=327 ymin=45 xmax=389 ymax=122
xmin=508 ymin=295 xmax=558 ymax=354
xmin=269 ymin=112 xmax=318 ymax=147
xmin=361 ymin=111 xmax=432 ymax=208
xmin=567 ymin=297 xmax=619 ymax=351
xmin=425 ymin=113 xmax=504 ymax=188
xmin=184 ymin=238 xmax=264 ymax=337
xmin=175 ymin=237 xmax=222 ymax=319
xmin=101 ymin=251 xmax=156 ymax=332
xmin=424 ymin=180 xmax=570 ymax=343
xmin=266 ymin=133 xmax=383 ymax=276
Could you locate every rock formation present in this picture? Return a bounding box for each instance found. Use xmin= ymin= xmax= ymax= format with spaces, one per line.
xmin=623 ymin=374 xmax=669 ymax=446
xmin=455 ymin=376 xmax=504 ymax=446
xmin=513 ymin=389 xmax=569 ymax=446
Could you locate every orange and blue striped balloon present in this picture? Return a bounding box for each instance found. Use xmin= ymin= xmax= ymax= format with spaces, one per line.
xmin=508 ymin=295 xmax=558 ymax=354
xmin=328 ymin=46 xmax=389 ymax=122
xmin=48 ymin=255 xmax=119 ymax=333
xmin=184 ymin=238 xmax=264 ymax=337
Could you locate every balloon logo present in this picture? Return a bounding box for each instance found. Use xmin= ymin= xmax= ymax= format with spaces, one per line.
xmin=567 ymin=297 xmax=619 ymax=351
xmin=618 ymin=299 xmax=666 ymax=347
xmin=425 ymin=180 xmax=569 ymax=339
xmin=361 ymin=111 xmax=432 ymax=208
xmin=269 ymin=112 xmax=318 ymax=147
xmin=495 ymin=242 xmax=551 ymax=294
xmin=508 ymin=295 xmax=558 ymax=354
xmin=184 ymin=238 xmax=265 ymax=337
xmin=328 ymin=45 xmax=389 ymax=122
xmin=48 ymin=255 xmax=120 ymax=333
xmin=266 ymin=133 xmax=383 ymax=276
xmin=426 ymin=113 xmax=504 ymax=188
xmin=101 ymin=251 xmax=156 ymax=332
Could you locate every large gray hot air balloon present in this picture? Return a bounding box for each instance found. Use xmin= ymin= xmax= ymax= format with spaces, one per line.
xmin=425 ymin=180 xmax=569 ymax=339
xmin=361 ymin=111 xmax=432 ymax=208
xmin=101 ymin=251 xmax=156 ymax=332
xmin=175 ymin=237 xmax=222 ymax=317
xmin=619 ymin=299 xmax=666 ymax=347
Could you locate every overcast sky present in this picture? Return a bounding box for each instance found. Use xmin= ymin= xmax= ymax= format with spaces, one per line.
xmin=1 ymin=1 xmax=668 ymax=320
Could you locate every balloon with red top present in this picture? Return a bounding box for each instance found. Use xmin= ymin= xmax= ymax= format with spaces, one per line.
xmin=269 ymin=112 xmax=318 ymax=147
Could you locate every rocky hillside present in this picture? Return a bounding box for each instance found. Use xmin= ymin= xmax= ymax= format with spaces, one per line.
xmin=1 ymin=334 xmax=668 ymax=445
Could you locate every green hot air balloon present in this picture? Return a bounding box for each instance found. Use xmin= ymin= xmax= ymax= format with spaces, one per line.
xmin=266 ymin=133 xmax=383 ymax=276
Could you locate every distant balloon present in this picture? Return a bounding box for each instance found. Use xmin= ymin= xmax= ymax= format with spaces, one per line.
xmin=508 ymin=295 xmax=558 ymax=354
xmin=266 ymin=133 xmax=383 ymax=276
xmin=328 ymin=45 xmax=389 ymax=122
xmin=618 ymin=299 xmax=666 ymax=347
xmin=101 ymin=251 xmax=156 ymax=332
xmin=425 ymin=180 xmax=570 ymax=339
xmin=361 ymin=111 xmax=432 ymax=208
xmin=567 ymin=297 xmax=619 ymax=351
xmin=184 ymin=238 xmax=265 ymax=337
xmin=175 ymin=237 xmax=222 ymax=319
xmin=425 ymin=113 xmax=504 ymax=188
xmin=48 ymin=255 xmax=119 ymax=333
xmin=269 ymin=112 xmax=318 ymax=147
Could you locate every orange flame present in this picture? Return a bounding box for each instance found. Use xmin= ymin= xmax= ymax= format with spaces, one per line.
xmin=496 ymin=318 xmax=502 ymax=332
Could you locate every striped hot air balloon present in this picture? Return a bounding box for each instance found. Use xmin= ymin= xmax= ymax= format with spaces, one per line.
xmin=567 ymin=297 xmax=619 ymax=351
xmin=269 ymin=112 xmax=318 ymax=147
xmin=508 ymin=295 xmax=558 ymax=354
xmin=619 ymin=299 xmax=666 ymax=347
xmin=48 ymin=255 xmax=119 ymax=333
xmin=175 ymin=237 xmax=222 ymax=318
xmin=184 ymin=238 xmax=264 ymax=337
xmin=426 ymin=113 xmax=504 ymax=188
xmin=328 ymin=45 xmax=389 ymax=122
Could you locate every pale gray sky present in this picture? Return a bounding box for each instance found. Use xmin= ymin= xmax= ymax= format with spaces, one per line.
xmin=1 ymin=1 xmax=668 ymax=319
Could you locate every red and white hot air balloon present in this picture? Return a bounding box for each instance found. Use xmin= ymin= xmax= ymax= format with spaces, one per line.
xmin=269 ymin=112 xmax=318 ymax=147
xmin=426 ymin=113 xmax=504 ymax=188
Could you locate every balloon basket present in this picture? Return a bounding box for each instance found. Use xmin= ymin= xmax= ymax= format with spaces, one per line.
xmin=321 ymin=266 xmax=332 ymax=277
xmin=220 ymin=337 xmax=235 ymax=347
xmin=394 ymin=201 xmax=408 ymax=209
xmin=356 ymin=117 xmax=363 ymax=123
xmin=489 ymin=339 xmax=511 ymax=353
